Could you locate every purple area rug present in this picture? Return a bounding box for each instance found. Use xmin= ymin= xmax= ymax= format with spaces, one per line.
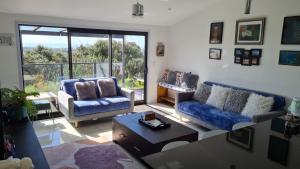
xmin=43 ymin=139 xmax=141 ymax=169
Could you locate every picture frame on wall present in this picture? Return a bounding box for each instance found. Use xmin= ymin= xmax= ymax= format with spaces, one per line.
xmin=156 ymin=42 xmax=165 ymax=56
xmin=234 ymin=48 xmax=244 ymax=64
xmin=278 ymin=50 xmax=300 ymax=66
xmin=241 ymin=50 xmax=252 ymax=66
xmin=235 ymin=18 xmax=266 ymax=45
xmin=209 ymin=22 xmax=224 ymax=44
xmin=209 ymin=48 xmax=222 ymax=60
xmin=281 ymin=16 xmax=300 ymax=44
xmin=250 ymin=49 xmax=262 ymax=65
xmin=226 ymin=127 xmax=254 ymax=152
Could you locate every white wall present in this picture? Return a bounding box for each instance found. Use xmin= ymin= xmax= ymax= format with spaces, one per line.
xmin=0 ymin=12 xmax=169 ymax=103
xmin=168 ymin=0 xmax=300 ymax=99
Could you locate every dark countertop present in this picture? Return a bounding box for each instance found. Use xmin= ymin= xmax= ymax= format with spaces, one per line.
xmin=143 ymin=118 xmax=300 ymax=169
xmin=6 ymin=120 xmax=50 ymax=169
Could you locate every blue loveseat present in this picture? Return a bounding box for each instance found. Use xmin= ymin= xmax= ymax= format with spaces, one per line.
xmin=175 ymin=81 xmax=286 ymax=131
xmin=58 ymin=77 xmax=134 ymax=127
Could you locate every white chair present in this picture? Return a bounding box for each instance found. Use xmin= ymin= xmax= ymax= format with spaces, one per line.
xmin=161 ymin=141 xmax=189 ymax=151
xmin=199 ymin=130 xmax=228 ymax=140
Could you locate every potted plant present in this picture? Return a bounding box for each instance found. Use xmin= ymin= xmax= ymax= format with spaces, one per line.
xmin=0 ymin=88 xmax=39 ymax=121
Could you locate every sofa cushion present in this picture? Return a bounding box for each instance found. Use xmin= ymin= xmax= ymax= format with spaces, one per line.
xmin=206 ymin=85 xmax=231 ymax=109
xmin=223 ymin=89 xmax=250 ymax=113
xmin=60 ymin=77 xmax=120 ymax=100
xmin=160 ymin=69 xmax=169 ymax=82
xmin=74 ymin=81 xmax=97 ymax=100
xmin=97 ymin=78 xmax=117 ymax=97
xmin=167 ymin=71 xmax=177 ymax=85
xmin=242 ymin=93 xmax=274 ymax=118
xmin=181 ymin=73 xmax=199 ymax=89
xmin=175 ymin=71 xmax=184 ymax=86
xmin=178 ymin=101 xmax=251 ymax=130
xmin=204 ymin=81 xmax=285 ymax=111
xmin=73 ymin=96 xmax=131 ymax=117
xmin=193 ymin=83 xmax=212 ymax=104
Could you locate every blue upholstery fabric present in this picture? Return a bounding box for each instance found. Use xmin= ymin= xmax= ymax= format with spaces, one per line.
xmin=204 ymin=81 xmax=285 ymax=111
xmin=73 ymin=96 xmax=130 ymax=117
xmin=60 ymin=77 xmax=120 ymax=100
xmin=178 ymin=101 xmax=251 ymax=130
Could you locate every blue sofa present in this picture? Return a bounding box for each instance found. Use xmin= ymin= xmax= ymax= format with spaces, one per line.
xmin=58 ymin=77 xmax=134 ymax=127
xmin=175 ymin=81 xmax=286 ymax=131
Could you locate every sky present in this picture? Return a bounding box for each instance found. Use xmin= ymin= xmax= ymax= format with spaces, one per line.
xmin=21 ymin=34 xmax=145 ymax=50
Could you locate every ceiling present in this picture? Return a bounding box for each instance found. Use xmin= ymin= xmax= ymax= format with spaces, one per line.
xmin=0 ymin=0 xmax=220 ymax=26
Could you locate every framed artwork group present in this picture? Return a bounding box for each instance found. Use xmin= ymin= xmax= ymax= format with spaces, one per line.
xmin=208 ymin=15 xmax=300 ymax=66
xmin=234 ymin=48 xmax=262 ymax=66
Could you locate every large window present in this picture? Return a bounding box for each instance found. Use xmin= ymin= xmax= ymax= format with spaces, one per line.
xmin=19 ymin=25 xmax=148 ymax=104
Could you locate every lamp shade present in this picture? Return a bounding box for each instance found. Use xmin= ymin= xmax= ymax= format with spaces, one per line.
xmin=288 ymin=97 xmax=300 ymax=117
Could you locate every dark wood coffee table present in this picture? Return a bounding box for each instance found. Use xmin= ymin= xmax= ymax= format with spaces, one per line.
xmin=112 ymin=111 xmax=198 ymax=158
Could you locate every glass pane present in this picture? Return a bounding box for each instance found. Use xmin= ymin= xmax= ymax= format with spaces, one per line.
xmin=19 ymin=25 xmax=38 ymax=31
xmin=37 ymin=27 xmax=67 ymax=32
xmin=112 ymin=35 xmax=145 ymax=102
xmin=71 ymin=33 xmax=109 ymax=78
xmin=20 ymin=33 xmax=69 ymax=94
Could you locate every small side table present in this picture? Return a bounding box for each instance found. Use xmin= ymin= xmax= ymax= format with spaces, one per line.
xmin=27 ymin=92 xmax=57 ymax=122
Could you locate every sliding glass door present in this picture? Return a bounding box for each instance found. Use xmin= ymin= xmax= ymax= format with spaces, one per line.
xmin=70 ymin=32 xmax=109 ymax=78
xmin=112 ymin=34 xmax=146 ymax=103
xmin=19 ymin=25 xmax=147 ymax=104
xmin=19 ymin=25 xmax=69 ymax=94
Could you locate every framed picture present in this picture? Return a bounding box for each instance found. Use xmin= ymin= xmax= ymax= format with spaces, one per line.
xmin=209 ymin=22 xmax=224 ymax=44
xmin=279 ymin=50 xmax=300 ymax=66
xmin=0 ymin=33 xmax=14 ymax=46
xmin=251 ymin=49 xmax=262 ymax=65
xmin=241 ymin=50 xmax=252 ymax=66
xmin=281 ymin=16 xmax=300 ymax=44
xmin=156 ymin=42 xmax=165 ymax=56
xmin=209 ymin=48 xmax=222 ymax=60
xmin=226 ymin=127 xmax=254 ymax=151
xmin=234 ymin=48 xmax=244 ymax=64
xmin=235 ymin=18 xmax=266 ymax=45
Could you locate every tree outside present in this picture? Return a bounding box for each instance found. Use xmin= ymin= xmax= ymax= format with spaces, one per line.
xmin=23 ymin=40 xmax=145 ymax=99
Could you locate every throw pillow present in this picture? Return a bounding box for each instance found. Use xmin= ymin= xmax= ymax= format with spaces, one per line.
xmin=181 ymin=73 xmax=199 ymax=89
xmin=167 ymin=71 xmax=177 ymax=85
xmin=175 ymin=71 xmax=184 ymax=86
xmin=160 ymin=69 xmax=169 ymax=82
xmin=97 ymin=78 xmax=117 ymax=97
xmin=74 ymin=81 xmax=97 ymax=100
xmin=241 ymin=93 xmax=274 ymax=118
xmin=223 ymin=89 xmax=250 ymax=113
xmin=206 ymin=85 xmax=231 ymax=109
xmin=193 ymin=83 xmax=212 ymax=103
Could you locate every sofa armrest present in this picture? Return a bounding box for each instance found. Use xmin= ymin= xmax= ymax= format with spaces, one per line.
xmin=175 ymin=92 xmax=194 ymax=104
xmin=252 ymin=110 xmax=286 ymax=123
xmin=58 ymin=91 xmax=74 ymax=119
xmin=120 ymin=88 xmax=134 ymax=112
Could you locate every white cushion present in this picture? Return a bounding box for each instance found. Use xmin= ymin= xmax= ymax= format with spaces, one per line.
xmin=242 ymin=93 xmax=274 ymax=118
xmin=206 ymin=85 xmax=231 ymax=109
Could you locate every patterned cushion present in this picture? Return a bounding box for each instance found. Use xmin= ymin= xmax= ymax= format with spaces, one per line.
xmin=175 ymin=72 xmax=184 ymax=86
xmin=160 ymin=69 xmax=169 ymax=82
xmin=242 ymin=93 xmax=274 ymax=118
xmin=181 ymin=73 xmax=199 ymax=89
xmin=223 ymin=89 xmax=250 ymax=113
xmin=193 ymin=84 xmax=212 ymax=103
xmin=74 ymin=81 xmax=97 ymax=100
xmin=167 ymin=71 xmax=177 ymax=85
xmin=206 ymin=85 xmax=231 ymax=109
xmin=97 ymin=78 xmax=117 ymax=97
